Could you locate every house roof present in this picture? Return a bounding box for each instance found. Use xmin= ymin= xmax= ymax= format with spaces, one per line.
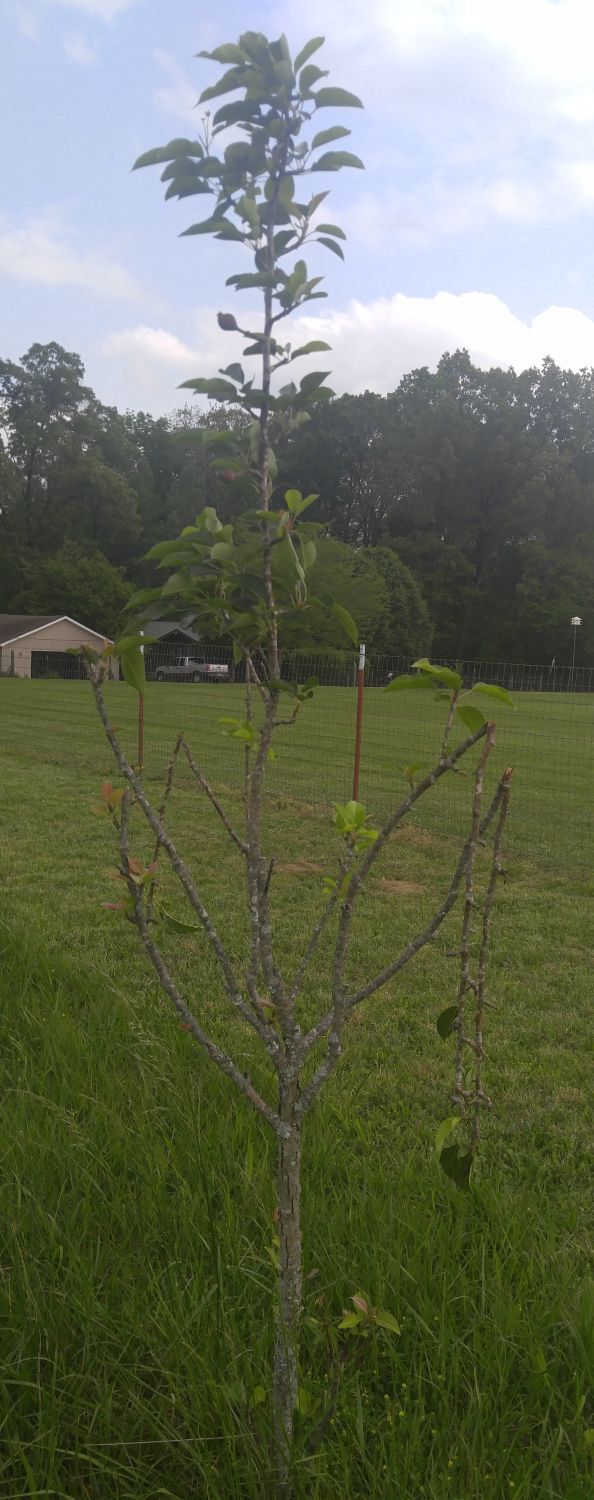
xmin=148 ymin=619 xmax=201 ymax=643
xmin=0 ymin=614 xmax=112 ymax=646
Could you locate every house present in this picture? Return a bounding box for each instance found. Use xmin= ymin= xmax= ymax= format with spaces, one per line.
xmin=148 ymin=619 xmax=201 ymax=648
xmin=145 ymin=619 xmax=201 ymax=676
xmin=0 ymin=615 xmax=117 ymax=679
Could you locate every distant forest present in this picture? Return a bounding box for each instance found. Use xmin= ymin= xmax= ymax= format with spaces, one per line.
xmin=2 ymin=341 xmax=593 ymax=664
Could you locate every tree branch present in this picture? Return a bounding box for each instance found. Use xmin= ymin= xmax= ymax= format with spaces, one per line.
xmin=180 ymin=735 xmax=248 ymax=855
xmin=470 ymin=767 xmax=513 ymax=1145
xmin=330 ymin=722 xmax=492 ymax=1026
xmin=290 ymin=848 xmax=354 ymax=1006
xmin=297 ymin=733 xmax=501 ymax=1116
xmin=118 ymin=790 xmax=282 ymax=1135
xmin=452 ymin=728 xmax=495 ymax=1106
xmin=87 ymin=664 xmax=281 ymax=1062
xmin=146 ymin=731 xmax=183 ymax=923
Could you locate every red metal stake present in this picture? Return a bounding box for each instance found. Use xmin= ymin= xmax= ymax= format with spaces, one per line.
xmin=138 ymin=693 xmax=145 ymax=773
xmin=138 ymin=627 xmax=145 ymax=772
xmin=352 ymin=642 xmax=366 ymax=801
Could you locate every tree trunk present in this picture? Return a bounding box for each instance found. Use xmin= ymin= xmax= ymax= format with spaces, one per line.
xmin=273 ymin=1082 xmax=302 ymax=1497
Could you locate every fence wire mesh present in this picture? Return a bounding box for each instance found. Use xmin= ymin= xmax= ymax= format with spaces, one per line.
xmin=2 ymin=639 xmax=594 ymax=875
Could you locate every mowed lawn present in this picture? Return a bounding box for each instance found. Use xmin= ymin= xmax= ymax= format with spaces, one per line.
xmin=1 ymin=679 xmax=594 ymax=1497
xmin=2 ymin=672 xmax=594 ymax=868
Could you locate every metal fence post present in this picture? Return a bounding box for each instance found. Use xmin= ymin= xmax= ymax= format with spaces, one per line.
xmin=352 ymin=642 xmax=366 ymax=801
xmin=138 ymin=629 xmax=145 ymax=772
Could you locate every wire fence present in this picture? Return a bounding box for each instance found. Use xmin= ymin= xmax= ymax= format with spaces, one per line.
xmin=2 ymin=638 xmax=594 ymax=874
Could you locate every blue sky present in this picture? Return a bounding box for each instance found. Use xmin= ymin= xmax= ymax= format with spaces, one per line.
xmin=3 ymin=0 xmax=594 ymax=414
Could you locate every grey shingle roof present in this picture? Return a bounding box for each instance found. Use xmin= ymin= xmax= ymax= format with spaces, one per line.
xmin=0 ymin=614 xmax=62 ymax=645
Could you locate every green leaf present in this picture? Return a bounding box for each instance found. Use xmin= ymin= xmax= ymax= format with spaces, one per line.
xmin=210 ymin=541 xmax=235 ymax=560
xmin=132 ymin=138 xmax=204 ymax=170
xmin=299 ymin=369 xmax=331 ymax=395
xmin=112 ymin=633 xmax=152 ymax=651
xmin=300 ymin=539 xmax=317 ymax=569
xmin=227 ymin=272 xmax=278 ymax=290
xmin=472 ymin=682 xmax=515 ymax=708
xmin=412 ymin=658 xmax=462 ymax=691
xmin=436 ymin=1006 xmax=458 ymax=1040
xmin=199 ymin=66 xmax=246 ymax=104
xmin=212 ymin=99 xmax=262 ymax=129
xmin=384 ymin=673 xmax=435 ymax=693
xmin=179 ymin=377 xmax=239 ymax=400
xmin=119 ymin=643 xmax=146 ymax=696
xmin=313 ymin=87 xmax=364 ymax=108
xmin=332 ymin=602 xmax=358 ymax=646
xmin=293 ymin=36 xmax=325 ymax=72
xmin=160 ymin=157 xmax=201 ymax=180
xmin=299 ymin=63 xmax=329 ymax=93
xmin=311 ymin=150 xmax=365 ymax=171
xmin=220 ymin=363 xmax=245 ymax=384
xmin=315 ymin=222 xmax=347 ymax=239
xmin=198 ymin=42 xmax=246 ymax=63
xmin=317 ymin=236 xmax=344 ymax=258
xmin=435 ymin=1116 xmax=460 ymax=1156
xmin=180 ymin=217 xmax=235 ymax=237
xmin=375 ymin=1310 xmax=401 ymax=1334
xmin=252 ymin=1385 xmax=266 ymax=1406
xmin=311 ymin=126 xmax=351 ymax=149
xmin=456 ymin=704 xmax=486 ymax=734
xmin=439 ymin=1145 xmax=473 ymax=1191
xmin=289 ymin=341 xmax=332 ymax=360
xmin=338 ymin=1310 xmax=362 ymax=1330
xmin=164 ymin=176 xmax=211 ymax=201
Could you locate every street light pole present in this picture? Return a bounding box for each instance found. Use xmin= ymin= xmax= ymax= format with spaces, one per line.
xmin=570 ymin=615 xmax=582 ymax=691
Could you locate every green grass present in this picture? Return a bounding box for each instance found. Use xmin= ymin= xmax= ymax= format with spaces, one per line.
xmin=1 ymin=675 xmax=594 ymax=870
xmin=1 ymin=688 xmax=594 ymax=1497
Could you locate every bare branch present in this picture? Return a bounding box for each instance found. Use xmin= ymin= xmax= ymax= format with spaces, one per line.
xmin=290 ymin=848 xmax=354 ymax=1007
xmin=470 ymin=767 xmax=513 ymax=1146
xmin=87 ymin=666 xmax=281 ymax=1062
xmin=331 ymin=721 xmax=491 ymax=1029
xmin=440 ymin=691 xmax=458 ymax=759
xmin=146 ymin=731 xmax=183 ymax=922
xmin=453 ymin=728 xmax=496 ymax=1106
xmin=118 ymin=797 xmax=281 ymax=1135
xmin=297 ymin=733 xmax=501 ymax=1115
xmin=180 ymin=736 xmax=248 ymax=856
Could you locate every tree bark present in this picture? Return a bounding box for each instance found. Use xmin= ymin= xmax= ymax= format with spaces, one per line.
xmin=273 ymin=1079 xmax=302 ymax=1497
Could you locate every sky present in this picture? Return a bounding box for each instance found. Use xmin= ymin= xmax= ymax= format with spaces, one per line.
xmin=3 ymin=0 xmax=594 ymax=415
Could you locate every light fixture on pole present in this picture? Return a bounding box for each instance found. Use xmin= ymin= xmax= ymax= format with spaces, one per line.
xmin=570 ymin=615 xmax=582 ymax=688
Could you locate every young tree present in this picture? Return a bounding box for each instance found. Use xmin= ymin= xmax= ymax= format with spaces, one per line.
xmin=84 ymin=31 xmax=512 ymax=1495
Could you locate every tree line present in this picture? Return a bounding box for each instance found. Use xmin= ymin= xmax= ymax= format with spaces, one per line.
xmin=1 ymin=341 xmax=593 ymax=663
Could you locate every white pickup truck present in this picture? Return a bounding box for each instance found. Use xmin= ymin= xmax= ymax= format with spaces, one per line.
xmin=155 ymin=656 xmax=229 ymax=683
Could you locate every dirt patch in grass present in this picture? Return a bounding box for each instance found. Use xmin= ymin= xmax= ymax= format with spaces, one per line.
xmin=380 ymin=877 xmax=424 ymax=896
xmin=276 ymin=860 xmax=325 ymax=876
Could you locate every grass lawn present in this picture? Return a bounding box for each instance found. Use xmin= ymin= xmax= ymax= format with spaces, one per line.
xmin=1 ymin=674 xmax=594 ymax=871
xmin=1 ymin=682 xmax=594 ymax=1497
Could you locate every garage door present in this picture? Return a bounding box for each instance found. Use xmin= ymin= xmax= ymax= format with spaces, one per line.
xmin=31 ymin=650 xmax=86 ymax=680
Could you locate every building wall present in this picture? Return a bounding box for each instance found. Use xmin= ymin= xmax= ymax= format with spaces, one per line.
xmin=0 ymin=620 xmax=119 ymax=678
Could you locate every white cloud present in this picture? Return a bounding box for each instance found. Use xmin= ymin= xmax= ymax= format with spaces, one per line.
xmin=153 ymin=49 xmax=197 ymax=123
xmin=99 ymin=292 xmax=594 ymax=415
xmin=105 ymin=324 xmax=196 ymax=370
xmin=0 ymin=217 xmax=139 ymax=299
xmin=300 ymin=291 xmax=594 ymax=392
xmin=101 ymin=312 xmax=238 ymax=410
xmin=63 ymin=32 xmax=95 ymax=63
xmin=42 ymin=0 xmax=141 ymax=17
xmin=11 ymin=6 xmax=39 ymax=38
